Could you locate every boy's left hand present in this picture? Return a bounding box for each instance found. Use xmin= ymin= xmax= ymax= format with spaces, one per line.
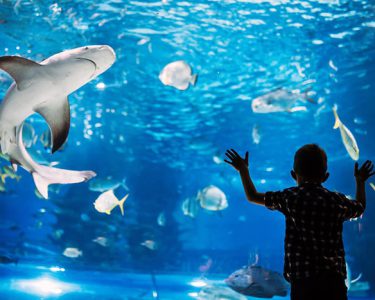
xmin=224 ymin=149 xmax=249 ymax=171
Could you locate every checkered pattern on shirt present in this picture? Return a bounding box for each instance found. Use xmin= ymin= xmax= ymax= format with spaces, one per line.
xmin=264 ymin=183 xmax=364 ymax=282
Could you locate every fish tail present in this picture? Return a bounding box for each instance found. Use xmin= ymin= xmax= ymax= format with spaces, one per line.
xmin=0 ymin=174 xmax=7 ymax=183
xmin=121 ymin=178 xmax=129 ymax=191
xmin=118 ymin=194 xmax=129 ymax=216
xmin=33 ymin=166 xmax=96 ymax=199
xmin=190 ymin=74 xmax=198 ymax=86
xmin=332 ymin=105 xmax=341 ymax=129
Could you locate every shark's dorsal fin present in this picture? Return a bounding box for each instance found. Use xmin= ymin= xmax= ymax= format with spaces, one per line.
xmin=35 ymin=97 xmax=70 ymax=153
xmin=0 ymin=56 xmax=41 ymax=90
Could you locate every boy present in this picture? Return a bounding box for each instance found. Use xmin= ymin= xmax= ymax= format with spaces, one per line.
xmin=224 ymin=144 xmax=374 ymax=300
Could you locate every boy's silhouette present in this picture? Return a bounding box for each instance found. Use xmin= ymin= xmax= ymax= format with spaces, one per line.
xmin=225 ymin=144 xmax=374 ymax=300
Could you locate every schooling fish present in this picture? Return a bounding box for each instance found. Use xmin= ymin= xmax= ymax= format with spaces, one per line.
xmin=159 ymin=60 xmax=197 ymax=90
xmin=332 ymin=106 xmax=359 ymax=161
xmin=0 ymin=45 xmax=116 ymax=199
xmin=251 ymin=87 xmax=314 ymax=113
xmin=93 ymin=190 xmax=128 ymax=215
xmin=225 ymin=265 xmax=289 ymax=298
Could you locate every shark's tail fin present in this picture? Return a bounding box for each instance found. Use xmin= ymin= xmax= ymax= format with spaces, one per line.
xmin=32 ymin=165 xmax=96 ymax=199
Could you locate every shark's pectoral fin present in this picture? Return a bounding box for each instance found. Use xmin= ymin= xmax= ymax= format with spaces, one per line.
xmin=35 ymin=97 xmax=70 ymax=153
xmin=0 ymin=56 xmax=41 ymax=90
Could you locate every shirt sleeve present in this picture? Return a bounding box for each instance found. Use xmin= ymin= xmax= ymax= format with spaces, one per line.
xmin=264 ymin=190 xmax=287 ymax=214
xmin=336 ymin=192 xmax=365 ymax=220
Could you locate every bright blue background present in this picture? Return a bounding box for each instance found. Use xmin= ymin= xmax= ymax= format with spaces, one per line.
xmin=0 ymin=0 xmax=374 ymax=299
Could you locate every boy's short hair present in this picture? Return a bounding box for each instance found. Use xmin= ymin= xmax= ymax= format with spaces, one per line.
xmin=293 ymin=144 xmax=327 ymax=180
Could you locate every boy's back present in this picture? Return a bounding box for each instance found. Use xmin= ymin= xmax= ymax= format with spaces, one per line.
xmin=224 ymin=144 xmax=374 ymax=300
xmin=265 ymin=182 xmax=364 ymax=282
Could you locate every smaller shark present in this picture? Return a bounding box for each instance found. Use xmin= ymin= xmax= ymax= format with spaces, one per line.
xmin=0 ymin=45 xmax=116 ymax=198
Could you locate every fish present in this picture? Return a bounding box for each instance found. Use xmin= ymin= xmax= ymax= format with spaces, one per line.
xmin=370 ymin=182 xmax=375 ymax=191
xmin=251 ymin=87 xmax=314 ymax=113
xmin=39 ymin=127 xmax=67 ymax=151
xmin=2 ymin=165 xmax=21 ymax=181
xmin=198 ymin=185 xmax=228 ymax=211
xmin=159 ymin=60 xmax=197 ymax=90
xmin=198 ymin=285 xmax=247 ymax=300
xmin=0 ymin=45 xmax=116 ymax=199
xmin=252 ymin=124 xmax=261 ymax=145
xmin=141 ymin=240 xmax=158 ymax=250
xmin=22 ymin=122 xmax=37 ymax=148
xmin=225 ymin=265 xmax=289 ymax=298
xmin=0 ymin=255 xmax=18 ymax=264
xmin=181 ymin=196 xmax=200 ymax=218
xmin=157 ymin=212 xmax=166 ymax=226
xmin=92 ymin=236 xmax=108 ymax=247
xmin=63 ymin=247 xmax=82 ymax=258
xmin=93 ymin=190 xmax=128 ymax=215
xmin=89 ymin=177 xmax=129 ymax=193
xmin=332 ymin=106 xmax=359 ymax=161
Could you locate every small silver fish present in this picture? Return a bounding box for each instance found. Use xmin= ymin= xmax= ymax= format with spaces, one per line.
xmin=333 ymin=106 xmax=359 ymax=161
xmin=157 ymin=212 xmax=166 ymax=226
xmin=89 ymin=177 xmax=129 ymax=192
xmin=181 ymin=197 xmax=200 ymax=218
xmin=251 ymin=87 xmax=314 ymax=113
xmin=159 ymin=60 xmax=197 ymax=90
xmin=63 ymin=247 xmax=82 ymax=258
xmin=252 ymin=124 xmax=261 ymax=145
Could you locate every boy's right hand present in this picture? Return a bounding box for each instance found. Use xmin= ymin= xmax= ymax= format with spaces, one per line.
xmin=354 ymin=160 xmax=374 ymax=182
xmin=224 ymin=149 xmax=249 ymax=172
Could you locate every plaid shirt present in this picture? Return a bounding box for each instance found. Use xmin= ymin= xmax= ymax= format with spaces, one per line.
xmin=265 ymin=182 xmax=365 ymax=282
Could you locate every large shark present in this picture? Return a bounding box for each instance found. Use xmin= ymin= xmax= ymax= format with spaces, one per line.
xmin=0 ymin=45 xmax=116 ymax=199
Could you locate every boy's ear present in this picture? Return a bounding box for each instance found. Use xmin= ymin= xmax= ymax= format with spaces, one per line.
xmin=291 ymin=170 xmax=297 ymax=180
xmin=322 ymin=172 xmax=330 ymax=183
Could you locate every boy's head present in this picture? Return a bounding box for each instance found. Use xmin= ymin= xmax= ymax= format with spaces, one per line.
xmin=292 ymin=144 xmax=329 ymax=183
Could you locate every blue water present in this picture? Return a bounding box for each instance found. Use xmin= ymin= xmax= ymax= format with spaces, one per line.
xmin=0 ymin=0 xmax=374 ymax=299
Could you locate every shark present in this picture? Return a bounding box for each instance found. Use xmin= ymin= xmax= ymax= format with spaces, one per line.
xmin=0 ymin=45 xmax=116 ymax=198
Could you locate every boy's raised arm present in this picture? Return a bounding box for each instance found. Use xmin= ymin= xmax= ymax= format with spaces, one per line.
xmin=354 ymin=160 xmax=374 ymax=210
xmin=224 ymin=149 xmax=265 ymax=206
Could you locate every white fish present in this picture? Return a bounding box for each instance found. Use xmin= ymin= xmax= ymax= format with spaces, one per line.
xmin=0 ymin=46 xmax=116 ymax=199
xmin=159 ymin=60 xmax=197 ymax=90
xmin=251 ymin=87 xmax=314 ymax=113
xmin=141 ymin=240 xmax=158 ymax=250
xmin=93 ymin=190 xmax=128 ymax=215
xmin=198 ymin=185 xmax=228 ymax=211
xmin=22 ymin=122 xmax=37 ymax=148
xmin=157 ymin=212 xmax=166 ymax=226
xmin=181 ymin=196 xmax=200 ymax=218
xmin=332 ymin=106 xmax=359 ymax=161
xmin=63 ymin=247 xmax=82 ymax=258
xmin=92 ymin=236 xmax=108 ymax=247
xmin=252 ymin=124 xmax=261 ymax=144
xmin=370 ymin=182 xmax=375 ymax=191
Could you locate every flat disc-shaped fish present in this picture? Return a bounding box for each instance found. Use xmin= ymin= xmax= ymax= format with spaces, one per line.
xmin=159 ymin=60 xmax=197 ymax=90
xmin=198 ymin=185 xmax=228 ymax=211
